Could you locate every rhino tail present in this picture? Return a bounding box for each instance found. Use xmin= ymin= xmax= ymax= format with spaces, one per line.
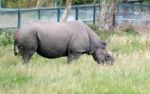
xmin=14 ymin=39 xmax=18 ymax=56
xmin=14 ymin=30 xmax=19 ymax=56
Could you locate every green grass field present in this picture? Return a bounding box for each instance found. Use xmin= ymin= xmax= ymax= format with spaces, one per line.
xmin=0 ymin=28 xmax=150 ymax=94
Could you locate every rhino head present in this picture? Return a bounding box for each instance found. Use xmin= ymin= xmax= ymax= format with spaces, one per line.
xmin=92 ymin=47 xmax=114 ymax=65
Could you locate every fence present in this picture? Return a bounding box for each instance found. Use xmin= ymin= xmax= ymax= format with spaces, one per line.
xmin=116 ymin=3 xmax=150 ymax=24
xmin=0 ymin=4 xmax=100 ymax=28
xmin=0 ymin=3 xmax=150 ymax=28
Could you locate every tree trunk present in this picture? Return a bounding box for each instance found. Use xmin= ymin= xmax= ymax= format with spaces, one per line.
xmin=36 ymin=0 xmax=42 ymax=8
xmin=59 ymin=0 xmax=63 ymax=6
xmin=50 ymin=0 xmax=54 ymax=7
xmin=99 ymin=0 xmax=107 ymax=31
xmin=93 ymin=0 xmax=97 ymax=4
xmin=107 ymin=0 xmax=116 ymax=30
xmin=61 ymin=0 xmax=72 ymax=22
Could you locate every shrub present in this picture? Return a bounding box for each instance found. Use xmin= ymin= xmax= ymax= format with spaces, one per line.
xmin=123 ymin=26 xmax=139 ymax=35
xmin=0 ymin=29 xmax=14 ymax=46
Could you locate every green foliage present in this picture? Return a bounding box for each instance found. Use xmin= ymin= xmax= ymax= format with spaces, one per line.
xmin=123 ymin=26 xmax=139 ymax=35
xmin=0 ymin=29 xmax=14 ymax=46
xmin=72 ymin=0 xmax=94 ymax=5
xmin=60 ymin=0 xmax=94 ymax=6
xmin=3 ymin=0 xmax=95 ymax=8
xmin=88 ymin=24 xmax=103 ymax=36
xmin=110 ymin=35 xmax=148 ymax=54
xmin=3 ymin=0 xmax=34 ymax=8
xmin=88 ymin=24 xmax=116 ymax=40
xmin=2 ymin=0 xmax=150 ymax=8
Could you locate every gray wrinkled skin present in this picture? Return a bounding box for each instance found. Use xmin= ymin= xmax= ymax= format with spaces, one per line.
xmin=14 ymin=21 xmax=114 ymax=64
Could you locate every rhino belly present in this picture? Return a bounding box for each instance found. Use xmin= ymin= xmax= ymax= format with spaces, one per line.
xmin=36 ymin=42 xmax=68 ymax=58
xmin=36 ymin=48 xmax=67 ymax=58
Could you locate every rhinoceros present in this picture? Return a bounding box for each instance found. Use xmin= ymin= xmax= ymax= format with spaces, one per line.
xmin=14 ymin=21 xmax=114 ymax=64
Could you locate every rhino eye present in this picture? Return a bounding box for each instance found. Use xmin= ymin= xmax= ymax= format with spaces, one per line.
xmin=106 ymin=55 xmax=110 ymax=59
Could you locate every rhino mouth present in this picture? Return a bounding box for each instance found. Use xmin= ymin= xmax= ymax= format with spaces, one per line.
xmin=98 ymin=58 xmax=114 ymax=65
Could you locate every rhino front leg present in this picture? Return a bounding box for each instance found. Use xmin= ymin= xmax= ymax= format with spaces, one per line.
xmin=67 ymin=52 xmax=81 ymax=64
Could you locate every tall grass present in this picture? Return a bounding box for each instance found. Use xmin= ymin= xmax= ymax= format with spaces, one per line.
xmin=0 ymin=28 xmax=150 ymax=94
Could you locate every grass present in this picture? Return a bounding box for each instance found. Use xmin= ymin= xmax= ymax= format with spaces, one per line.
xmin=0 ymin=28 xmax=150 ymax=94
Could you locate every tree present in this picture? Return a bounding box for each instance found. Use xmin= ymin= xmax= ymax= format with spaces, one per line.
xmin=61 ymin=0 xmax=72 ymax=22
xmin=59 ymin=0 xmax=64 ymax=6
xmin=99 ymin=0 xmax=116 ymax=31
xmin=99 ymin=0 xmax=107 ymax=31
xmin=107 ymin=0 xmax=116 ymax=30
xmin=36 ymin=0 xmax=42 ymax=8
xmin=50 ymin=0 xmax=54 ymax=7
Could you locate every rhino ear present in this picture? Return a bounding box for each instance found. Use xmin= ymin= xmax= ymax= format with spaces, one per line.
xmin=102 ymin=38 xmax=111 ymax=48
xmin=102 ymin=41 xmax=107 ymax=47
xmin=99 ymin=41 xmax=107 ymax=49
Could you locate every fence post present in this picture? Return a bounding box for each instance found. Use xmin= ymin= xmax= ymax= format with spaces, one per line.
xmin=132 ymin=3 xmax=134 ymax=13
xmin=149 ymin=6 xmax=150 ymax=13
xmin=93 ymin=4 xmax=96 ymax=24
xmin=140 ymin=2 xmax=143 ymax=12
xmin=75 ymin=6 xmax=78 ymax=20
xmin=38 ymin=8 xmax=41 ymax=20
xmin=57 ymin=7 xmax=60 ymax=22
xmin=18 ymin=9 xmax=21 ymax=28
xmin=0 ymin=0 xmax=1 ymax=9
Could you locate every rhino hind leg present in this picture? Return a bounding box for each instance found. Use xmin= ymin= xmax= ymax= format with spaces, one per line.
xmin=22 ymin=52 xmax=33 ymax=64
xmin=67 ymin=52 xmax=81 ymax=64
xmin=19 ymin=47 xmax=36 ymax=64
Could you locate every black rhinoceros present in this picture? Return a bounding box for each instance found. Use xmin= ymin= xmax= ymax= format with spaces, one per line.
xmin=14 ymin=21 xmax=114 ymax=64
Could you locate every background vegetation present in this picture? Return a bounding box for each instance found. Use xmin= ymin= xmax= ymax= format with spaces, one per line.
xmin=2 ymin=0 xmax=150 ymax=8
xmin=0 ymin=26 xmax=150 ymax=94
xmin=2 ymin=0 xmax=94 ymax=8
